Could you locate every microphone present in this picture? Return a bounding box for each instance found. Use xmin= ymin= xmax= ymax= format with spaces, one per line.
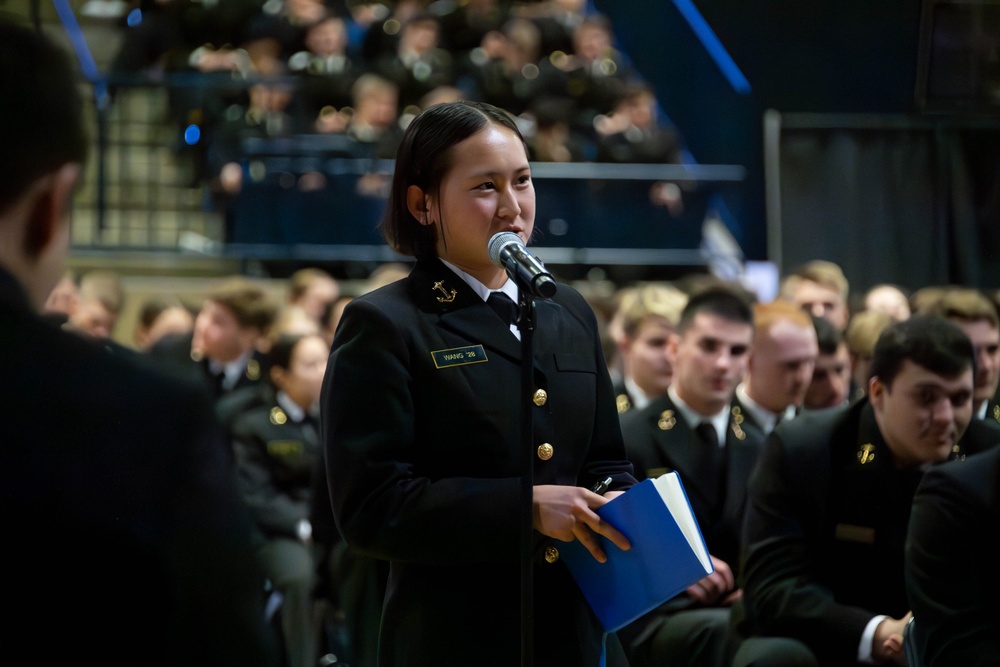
xmin=488 ymin=232 xmax=557 ymax=298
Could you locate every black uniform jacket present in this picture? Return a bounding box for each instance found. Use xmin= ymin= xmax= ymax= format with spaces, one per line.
xmin=734 ymin=398 xmax=998 ymax=667
xmin=321 ymin=258 xmax=635 ymax=667
xmin=231 ymin=395 xmax=321 ymax=541
xmin=906 ymin=444 xmax=1000 ymax=666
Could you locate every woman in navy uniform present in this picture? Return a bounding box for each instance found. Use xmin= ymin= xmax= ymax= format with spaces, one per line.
xmin=231 ymin=332 xmax=330 ymax=667
xmin=321 ymin=100 xmax=636 ymax=666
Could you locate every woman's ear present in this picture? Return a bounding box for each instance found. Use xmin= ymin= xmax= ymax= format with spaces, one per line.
xmin=406 ymin=185 xmax=432 ymax=225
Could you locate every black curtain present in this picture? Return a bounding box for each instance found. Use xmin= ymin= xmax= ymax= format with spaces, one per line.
xmin=776 ymin=118 xmax=1000 ymax=293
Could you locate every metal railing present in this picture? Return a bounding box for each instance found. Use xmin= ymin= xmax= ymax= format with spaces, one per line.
xmin=72 ymin=78 xmax=748 ymax=274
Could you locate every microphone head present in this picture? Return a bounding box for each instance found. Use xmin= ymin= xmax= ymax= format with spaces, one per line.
xmin=488 ymin=231 xmax=523 ymax=267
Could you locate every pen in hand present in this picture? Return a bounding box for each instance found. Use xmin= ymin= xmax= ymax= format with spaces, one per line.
xmin=590 ymin=476 xmax=613 ymax=496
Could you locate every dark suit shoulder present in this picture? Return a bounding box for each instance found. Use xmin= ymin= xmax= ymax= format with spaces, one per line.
xmin=925 ymin=443 xmax=1000 ymax=499
xmin=619 ymin=393 xmax=674 ymax=434
xmin=217 ymin=383 xmax=272 ymax=427
xmin=764 ymin=402 xmax=861 ymax=478
xmin=230 ymin=400 xmax=285 ymax=437
xmin=960 ymin=417 xmax=1000 ymax=456
xmin=147 ymin=329 xmax=195 ymax=360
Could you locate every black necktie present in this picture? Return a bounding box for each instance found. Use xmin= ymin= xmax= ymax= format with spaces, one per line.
xmin=487 ymin=292 xmax=518 ymax=327
xmin=205 ymin=362 xmax=226 ymax=396
xmin=694 ymin=421 xmax=724 ymax=512
xmin=695 ymin=422 xmax=719 ymax=449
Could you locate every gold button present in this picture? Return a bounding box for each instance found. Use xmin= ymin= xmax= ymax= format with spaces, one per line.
xmin=537 ymin=443 xmax=554 ymax=460
xmin=533 ymin=389 xmax=548 ymax=406
xmin=544 ymin=546 xmax=559 ymax=563
xmin=269 ymin=407 xmax=287 ymax=425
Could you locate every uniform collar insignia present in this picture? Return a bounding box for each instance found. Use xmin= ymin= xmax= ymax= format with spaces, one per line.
xmin=432 ymin=280 xmax=457 ymax=303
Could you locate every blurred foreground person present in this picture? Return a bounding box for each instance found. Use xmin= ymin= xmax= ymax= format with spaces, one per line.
xmin=905 ymin=445 xmax=1000 ymax=666
xmin=0 ymin=18 xmax=278 ymax=665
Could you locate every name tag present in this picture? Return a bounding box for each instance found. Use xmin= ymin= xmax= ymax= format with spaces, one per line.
xmin=431 ymin=344 xmax=488 ymax=369
xmin=835 ymin=523 xmax=875 ymax=545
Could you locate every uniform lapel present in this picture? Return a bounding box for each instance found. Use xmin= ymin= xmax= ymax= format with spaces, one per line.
xmin=651 ymin=396 xmax=717 ymax=510
xmin=408 ymin=259 xmax=523 ymax=360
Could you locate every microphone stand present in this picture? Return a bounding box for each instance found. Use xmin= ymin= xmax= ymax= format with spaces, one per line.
xmin=517 ymin=289 xmax=536 ymax=667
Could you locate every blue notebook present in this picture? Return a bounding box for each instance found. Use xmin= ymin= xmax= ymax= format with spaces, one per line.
xmin=560 ymin=472 xmax=714 ymax=632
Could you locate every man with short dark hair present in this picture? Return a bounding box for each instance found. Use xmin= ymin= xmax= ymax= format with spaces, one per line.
xmin=618 ymin=283 xmax=758 ymax=667
xmin=0 ymin=18 xmax=277 ymax=663
xmin=150 ymin=276 xmax=277 ymax=398
xmin=804 ymin=314 xmax=853 ymax=409
xmin=731 ymin=315 xmax=998 ymax=667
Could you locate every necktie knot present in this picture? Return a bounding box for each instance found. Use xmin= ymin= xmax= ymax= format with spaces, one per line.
xmin=487 ymin=292 xmax=518 ymax=327
xmin=205 ymin=362 xmax=227 ymax=396
xmin=696 ymin=422 xmax=719 ymax=449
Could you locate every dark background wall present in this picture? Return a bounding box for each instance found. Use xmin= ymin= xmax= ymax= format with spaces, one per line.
xmin=594 ymin=0 xmax=925 ymax=262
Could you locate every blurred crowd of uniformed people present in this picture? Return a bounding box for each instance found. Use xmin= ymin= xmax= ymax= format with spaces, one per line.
xmin=39 ymin=254 xmax=1000 ymax=666
xmin=102 ymin=0 xmax=686 ymax=212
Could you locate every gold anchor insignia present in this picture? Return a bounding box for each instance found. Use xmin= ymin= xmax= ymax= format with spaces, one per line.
xmin=857 ymin=443 xmax=876 ymax=465
xmin=432 ymin=280 xmax=457 ymax=303
xmin=246 ymin=358 xmax=261 ymax=381
xmin=616 ymin=394 xmax=631 ymax=414
xmin=992 ymin=404 xmax=1000 ymax=422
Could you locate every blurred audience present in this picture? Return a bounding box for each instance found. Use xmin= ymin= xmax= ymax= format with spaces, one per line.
xmin=287 ymin=266 xmax=341 ymax=324
xmin=288 ymin=13 xmax=359 ymax=122
xmin=803 ymin=314 xmax=853 ymax=410
xmin=148 ymin=276 xmax=277 ymax=402
xmin=926 ymin=287 xmax=1000 ymax=423
xmin=456 ymin=16 xmax=546 ymax=116
xmin=66 ymin=268 xmax=125 ymax=340
xmin=610 ymin=282 xmax=688 ymax=415
xmin=844 ymin=308 xmax=894 ymax=401
xmin=231 ymin=332 xmax=330 ymax=667
xmin=862 ymin=283 xmax=911 ymax=322
xmin=42 ymin=269 xmax=78 ymax=325
xmin=133 ymin=294 xmax=195 ymax=351
xmin=779 ymin=260 xmax=851 ymax=331
xmin=736 ymin=300 xmax=818 ymax=432
xmin=368 ymin=11 xmax=454 ymax=109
